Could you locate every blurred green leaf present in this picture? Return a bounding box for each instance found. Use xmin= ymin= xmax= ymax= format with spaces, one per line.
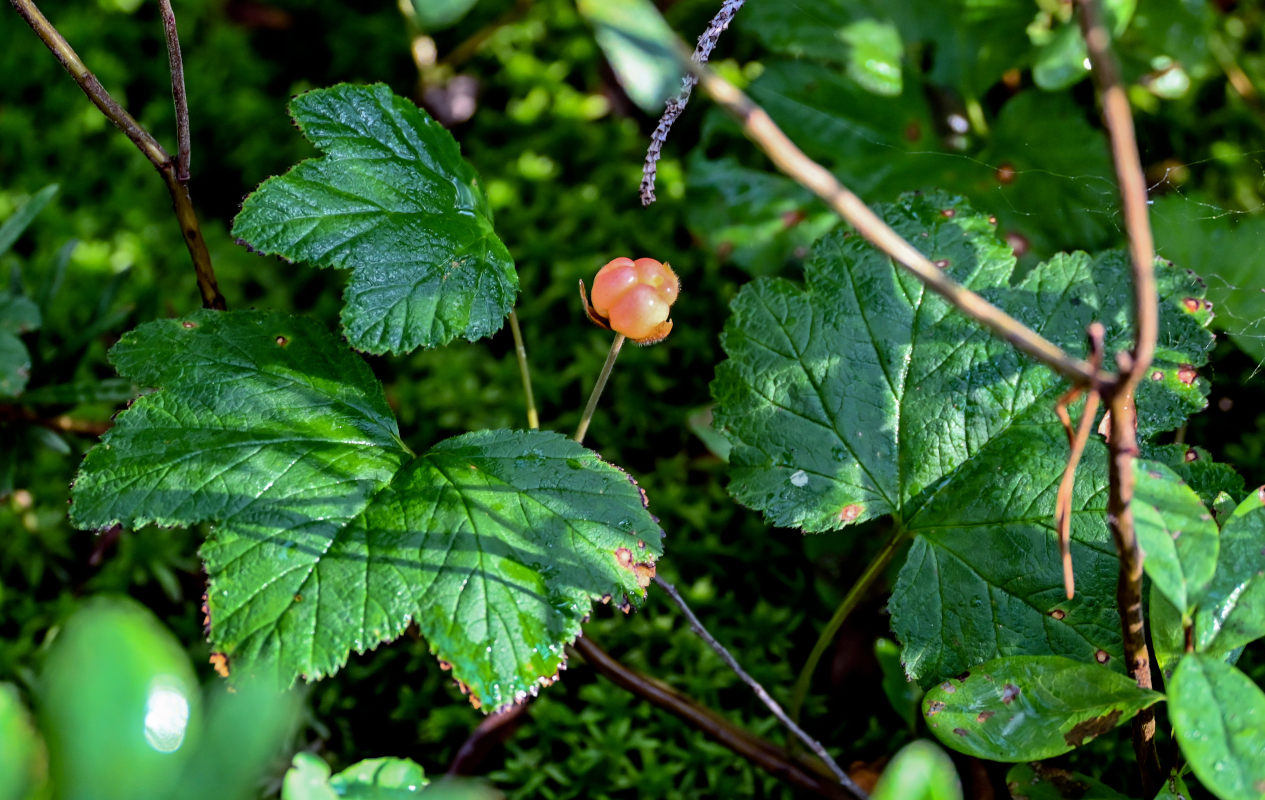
xmin=0 ymin=683 xmax=43 ymax=800
xmin=576 ymin=0 xmax=682 ymax=112
xmin=0 ymin=292 xmax=39 ymax=397
xmin=71 ymin=310 xmax=663 ymax=708
xmin=410 ymin=0 xmax=481 ymax=30
xmin=0 ymin=184 xmax=57 ymax=257
xmin=875 ymin=638 xmax=922 ymax=731
xmin=40 ymin=596 xmax=201 ymax=800
xmin=870 ymin=740 xmax=961 ymax=800
xmin=839 ymin=19 xmax=903 ymax=96
xmin=232 ymin=84 xmax=517 ymax=354
xmin=1133 ymin=459 xmax=1219 ymax=614
xmin=1170 ymin=653 xmax=1265 ymax=800
xmin=922 ymin=655 xmax=1161 ymax=761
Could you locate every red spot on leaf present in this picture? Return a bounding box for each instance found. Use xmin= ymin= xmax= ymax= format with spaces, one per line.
xmin=976 ymin=710 xmax=995 ymax=723
xmin=1185 ymin=449 xmax=1199 ymax=463
xmin=1095 ymin=649 xmax=1111 ymax=663
xmin=182 ymin=321 xmax=197 ymax=329
xmin=838 ymin=504 xmax=863 ymax=523
xmin=1002 ymin=684 xmax=1020 ymax=704
xmin=940 ymin=208 xmax=956 ymax=218
xmin=1183 ymin=298 xmax=1200 ymax=312
xmin=933 ymin=259 xmax=950 ymax=269
xmin=276 ymin=335 xmax=289 ymax=346
xmin=1150 ymin=370 xmax=1163 ymax=381
xmin=1050 ymin=609 xmax=1066 ymax=620
xmin=210 ymin=652 xmax=230 ymax=678
xmin=1177 ymin=365 xmax=1197 ymax=385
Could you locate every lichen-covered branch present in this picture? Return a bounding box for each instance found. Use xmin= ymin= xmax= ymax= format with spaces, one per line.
xmin=639 ymin=0 xmax=744 ymax=206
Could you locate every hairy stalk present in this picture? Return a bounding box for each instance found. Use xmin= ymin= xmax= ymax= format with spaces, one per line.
xmin=789 ymin=527 xmax=908 ymax=723
xmin=507 ymin=310 xmax=539 ymax=430
xmin=11 ymin=0 xmax=225 ymax=310
xmin=688 ymin=62 xmax=1101 ymax=387
xmin=574 ymin=334 xmax=625 ymax=444
xmin=640 ymin=0 xmax=745 ymax=205
xmin=654 ymin=577 xmax=866 ymax=797
xmin=570 ymin=635 xmax=859 ymax=799
xmin=1076 ymin=0 xmax=1161 ymax=792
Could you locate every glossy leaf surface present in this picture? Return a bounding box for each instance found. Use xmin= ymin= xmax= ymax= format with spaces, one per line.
xmin=922 ymin=656 xmax=1161 ymax=762
xmin=232 ymin=84 xmax=517 ymax=354
xmin=1133 ymin=460 xmax=1219 ymax=614
xmin=1188 ymin=489 xmax=1265 ymax=659
xmin=1170 ymin=654 xmax=1265 ymax=800
xmin=72 ymin=310 xmax=662 ymax=709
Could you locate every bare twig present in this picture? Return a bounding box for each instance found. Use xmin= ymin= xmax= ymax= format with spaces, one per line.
xmin=159 ymin=0 xmax=191 ymax=182
xmin=507 ymin=310 xmax=539 ymax=430
xmin=570 ymin=635 xmax=858 ymax=799
xmin=574 ymin=332 xmax=625 ymax=444
xmin=1076 ymin=0 xmax=1161 ymax=792
xmin=11 ymin=0 xmax=225 ymax=310
xmin=446 ymin=702 xmax=532 ymax=776
xmin=1053 ymin=323 xmax=1106 ymax=599
xmin=689 ymin=63 xmax=1102 ymax=387
xmin=640 ymin=0 xmax=745 ymax=206
xmin=654 ymin=577 xmax=867 ymax=798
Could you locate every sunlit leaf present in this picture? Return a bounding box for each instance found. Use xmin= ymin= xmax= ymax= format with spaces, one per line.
xmin=870 ymin=740 xmax=961 ymax=800
xmin=71 ymin=310 xmax=663 ymax=709
xmin=577 ymin=0 xmax=682 ymax=112
xmin=922 ymin=656 xmax=1161 ymax=761
xmin=1133 ymin=460 xmax=1219 ymax=614
xmin=1170 ymin=654 xmax=1265 ymax=800
xmin=712 ymin=192 xmax=1212 ymax=684
xmin=232 ymin=84 xmax=517 ymax=354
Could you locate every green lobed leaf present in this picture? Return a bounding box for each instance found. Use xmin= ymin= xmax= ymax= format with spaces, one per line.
xmin=0 ymin=292 xmax=40 ymax=397
xmin=870 ymin=740 xmax=961 ymax=800
xmin=1141 ymin=443 xmax=1246 ymax=510
xmin=922 ymin=656 xmax=1161 ymax=762
xmin=1133 ymin=460 xmax=1219 ymax=614
xmin=712 ymin=192 xmax=1211 ymax=685
xmin=576 ymin=0 xmax=682 ymax=112
xmin=71 ymin=310 xmax=663 ymax=709
xmin=283 ymin=752 xmax=452 ymax=799
xmin=231 ymin=84 xmax=517 ymax=354
xmin=1170 ymin=654 xmax=1265 ymax=800
xmin=1004 ymin=763 xmax=1132 ymax=800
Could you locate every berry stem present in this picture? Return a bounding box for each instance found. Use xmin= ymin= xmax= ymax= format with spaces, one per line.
xmin=574 ymin=334 xmax=625 ymax=445
xmin=507 ymin=310 xmax=539 ymax=430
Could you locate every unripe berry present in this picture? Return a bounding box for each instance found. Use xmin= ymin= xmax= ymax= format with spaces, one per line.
xmin=581 ymin=257 xmax=679 ymax=344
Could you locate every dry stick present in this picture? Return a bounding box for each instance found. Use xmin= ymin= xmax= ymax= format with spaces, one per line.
xmin=159 ymin=0 xmax=190 ymax=182
xmin=653 ymin=576 xmax=867 ymax=799
xmin=688 ymin=63 xmax=1102 ymax=388
xmin=1053 ymin=323 xmax=1106 ymax=599
xmin=640 ymin=0 xmax=745 ymax=206
xmin=570 ymin=635 xmax=858 ymax=799
xmin=1076 ymin=0 xmax=1161 ymax=792
xmin=11 ymin=0 xmax=225 ymax=310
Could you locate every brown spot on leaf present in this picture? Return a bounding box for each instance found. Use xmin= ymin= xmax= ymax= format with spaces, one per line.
xmin=210 ymin=652 xmax=230 ymax=678
xmin=637 ymin=539 xmax=646 ymax=549
xmin=904 ymin=121 xmax=922 ymax=141
xmin=940 ymin=208 xmax=956 ymax=218
xmin=438 ymin=660 xmax=452 ymax=671
xmin=1150 ymin=370 xmax=1163 ymax=381
xmin=1183 ymin=297 xmax=1201 ymax=312
xmin=988 ymin=216 xmax=997 ymax=225
xmin=1050 ymin=609 xmax=1066 ymax=620
xmin=926 ymin=700 xmax=946 ymax=716
xmin=276 ymin=335 xmax=289 ymax=346
xmin=1177 ymin=365 xmax=1197 ymax=385
xmin=995 ymin=163 xmax=1017 ymax=184
xmin=955 ymin=671 xmax=971 ymax=681
xmin=933 ymin=259 xmax=950 ymax=269
xmin=839 ymin=504 xmax=863 ymax=523
xmin=940 ymin=681 xmax=956 ymax=694
xmin=1063 ymin=709 xmax=1122 ymax=747
xmin=615 ymin=547 xmax=633 ymax=567
xmin=1001 ymin=684 xmax=1020 ymax=704
xmin=976 ymin=710 xmax=995 ymax=723
xmin=1185 ymin=449 xmax=1199 ymax=463
xmin=1095 ymin=649 xmax=1111 ymax=664
xmin=293 ymin=593 xmax=303 ymax=603
xmin=182 ymin=320 xmax=197 ymax=329
xmin=634 ymin=562 xmax=655 ymax=589
xmin=1005 ymin=232 xmax=1030 ymax=258
xmin=952 ymin=727 xmax=969 ymax=736
xmin=1258 ymin=485 xmax=1265 ymax=503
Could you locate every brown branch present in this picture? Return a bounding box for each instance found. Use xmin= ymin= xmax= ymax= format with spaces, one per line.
xmin=446 ymin=702 xmax=532 ymax=776
xmin=159 ymin=0 xmax=191 ymax=182
xmin=653 ymin=577 xmax=866 ymax=798
xmin=640 ymin=0 xmax=745 ymax=206
xmin=1053 ymin=323 xmax=1106 ymax=599
xmin=689 ymin=63 xmax=1103 ymax=388
xmin=11 ymin=0 xmax=225 ymax=311
xmin=570 ymin=635 xmax=857 ymax=799
xmin=1076 ymin=0 xmax=1161 ymax=793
